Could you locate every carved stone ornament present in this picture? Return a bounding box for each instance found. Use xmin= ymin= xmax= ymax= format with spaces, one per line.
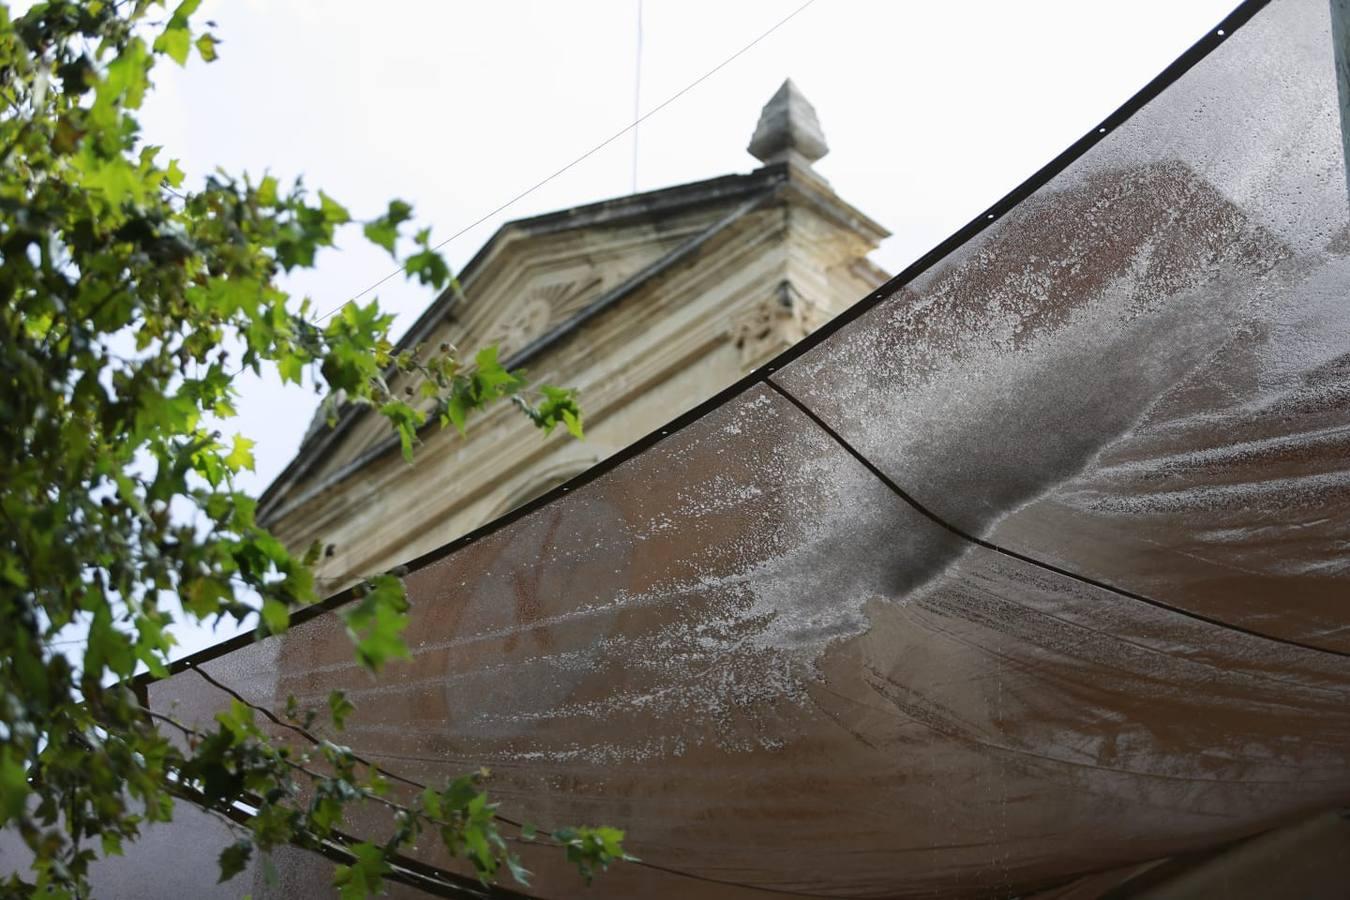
xmin=732 ymin=280 xmax=826 ymax=369
xmin=479 ymin=276 xmax=603 ymax=360
xmin=482 ymin=297 xmax=551 ymax=360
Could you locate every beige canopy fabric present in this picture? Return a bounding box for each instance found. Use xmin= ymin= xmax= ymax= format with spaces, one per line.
xmin=78 ymin=0 xmax=1350 ymax=895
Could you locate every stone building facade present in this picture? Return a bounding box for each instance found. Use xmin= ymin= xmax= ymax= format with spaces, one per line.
xmin=257 ymin=81 xmax=890 ymax=589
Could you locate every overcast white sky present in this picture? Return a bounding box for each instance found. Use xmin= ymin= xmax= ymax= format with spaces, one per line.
xmin=128 ymin=0 xmax=1237 ymax=655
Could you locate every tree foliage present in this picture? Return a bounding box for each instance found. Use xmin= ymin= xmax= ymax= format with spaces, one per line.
xmin=0 ymin=0 xmax=616 ymax=895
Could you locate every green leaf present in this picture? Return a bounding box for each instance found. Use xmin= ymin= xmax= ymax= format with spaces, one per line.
xmin=445 ymin=393 xmax=469 ymax=435
xmin=77 ymin=151 xmax=145 ymax=205
xmin=0 ymin=747 xmax=30 ymax=823
xmin=93 ymin=37 xmax=150 ymax=118
xmin=521 ymin=384 xmax=584 ymax=437
xmin=165 ymin=158 xmax=186 ymax=187
xmin=310 ymin=796 xmax=342 ymax=835
xmin=404 ymin=248 xmax=450 ymax=289
xmin=341 ymin=576 xmax=410 ymax=672
xmin=421 ymin=787 xmax=444 ymax=820
xmin=184 ymin=576 xmax=231 ymax=618
xmin=1 ymin=553 xmax=29 ymax=589
xmin=154 ymin=27 xmax=191 ymax=66
xmin=362 ymin=200 xmax=413 ymax=255
xmin=379 ymin=401 xmax=425 ymax=463
xmin=258 ymin=174 xmax=279 ymax=206
xmin=195 ymin=33 xmax=220 ymax=62
xmin=215 ymin=698 xmax=256 ymax=742
xmin=260 ymin=598 xmax=290 ymax=635
xmin=86 ymin=607 xmax=136 ymax=678
xmin=506 ymin=854 xmax=532 ymax=885
xmin=276 ymin=353 xmax=305 ymax=385
xmin=562 ymin=407 xmax=584 ymax=440
xmin=168 ymin=0 xmax=204 ymax=28
xmin=280 ymin=564 xmax=317 ymax=606
xmin=218 ymin=839 xmax=252 ymax=883
xmin=593 ymin=826 xmax=627 ymax=855
xmin=328 ymin=690 xmax=355 ymax=731
xmin=225 ymin=434 xmax=256 ymax=473
xmin=443 ymin=774 xmax=480 ymax=811
xmin=332 ymin=842 xmax=389 ymax=900
xmin=318 ymin=191 xmax=350 ymax=224
xmin=474 ymin=345 xmax=509 ymax=387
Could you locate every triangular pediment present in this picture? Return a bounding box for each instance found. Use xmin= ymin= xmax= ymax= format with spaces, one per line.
xmin=443 ymin=223 xmax=696 ymax=365
xmin=270 ymin=172 xmax=783 ymax=504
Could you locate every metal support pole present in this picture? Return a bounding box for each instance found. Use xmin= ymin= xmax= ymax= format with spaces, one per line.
xmin=1331 ymin=0 xmax=1350 ymax=204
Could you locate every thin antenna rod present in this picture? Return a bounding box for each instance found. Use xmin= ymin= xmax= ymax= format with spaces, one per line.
xmin=632 ymin=0 xmax=644 ymax=193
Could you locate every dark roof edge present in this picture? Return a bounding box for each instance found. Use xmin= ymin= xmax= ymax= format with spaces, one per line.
xmin=155 ymin=0 xmax=1270 ymax=680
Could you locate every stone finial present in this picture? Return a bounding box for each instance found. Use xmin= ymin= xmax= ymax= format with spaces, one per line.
xmin=747 ymin=79 xmax=828 ymax=167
